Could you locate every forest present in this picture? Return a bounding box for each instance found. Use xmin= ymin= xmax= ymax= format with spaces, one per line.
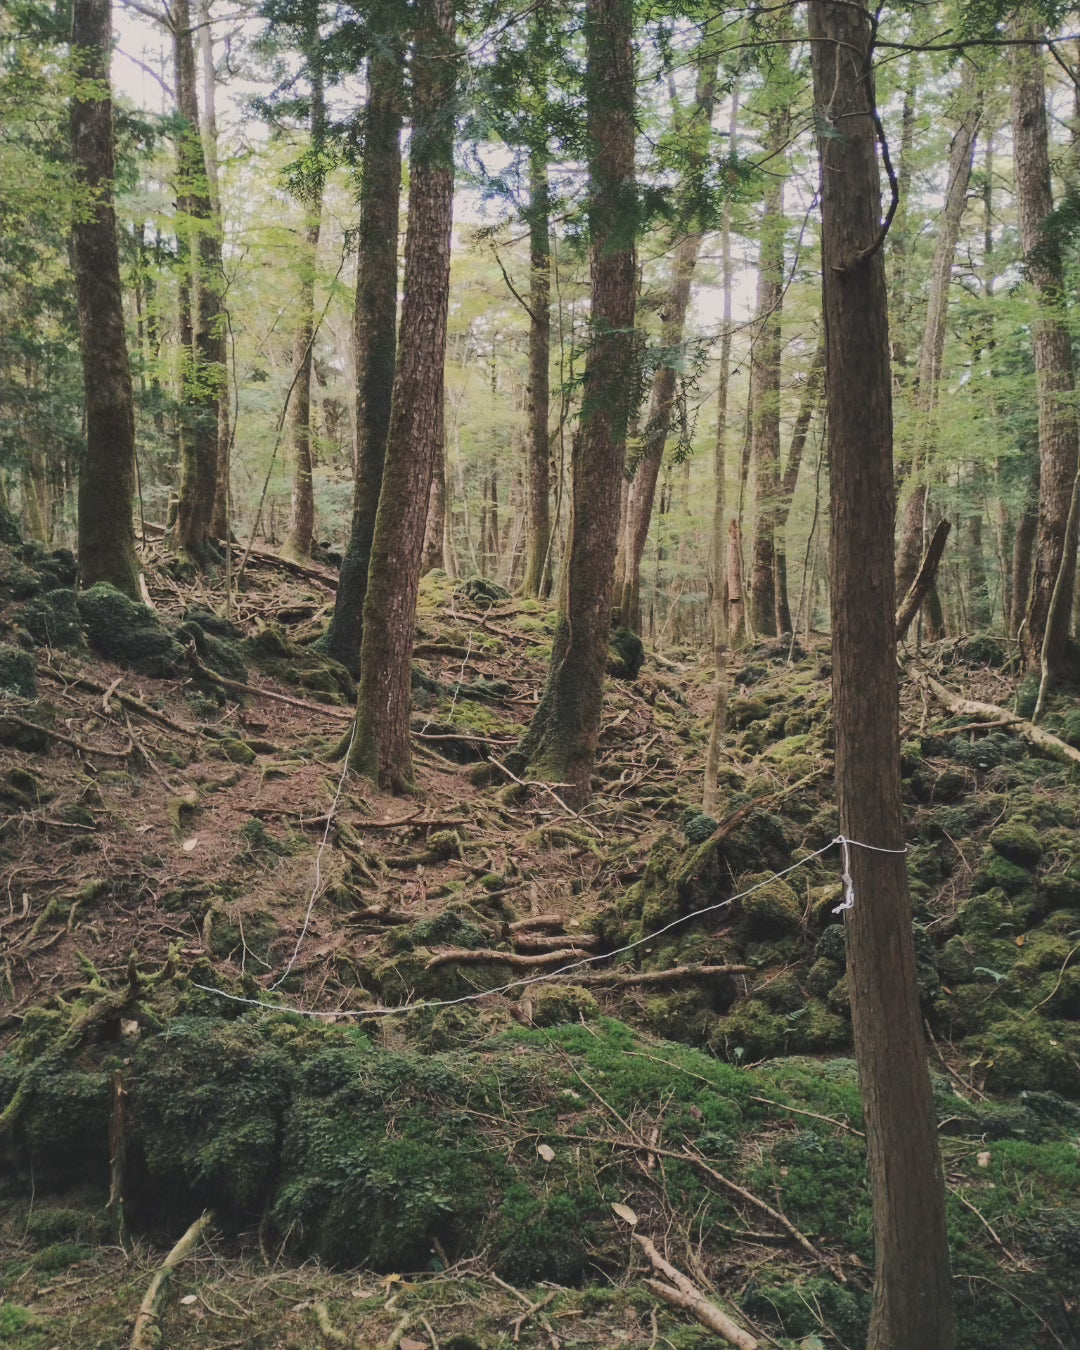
xmin=1 ymin=0 xmax=1080 ymax=1347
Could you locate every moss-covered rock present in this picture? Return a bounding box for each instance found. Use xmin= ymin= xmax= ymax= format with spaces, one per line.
xmin=76 ymin=584 xmax=187 ymax=678
xmin=17 ymin=588 xmax=83 ymax=649
xmin=972 ymin=851 xmax=1037 ymax=897
xmin=711 ymin=999 xmax=787 ymax=1061
xmin=0 ymin=642 xmax=36 ymax=697
xmin=989 ymin=820 xmax=1043 ymax=869
xmin=737 ymin=874 xmax=802 ymax=940
xmin=246 ymin=625 xmax=355 ymax=705
xmin=177 ymin=619 xmax=248 ymax=683
xmin=455 ymin=577 xmax=510 ymax=608
xmin=967 ymin=1016 xmax=1080 ymax=1095
xmin=527 ymin=985 xmax=599 ymax=1026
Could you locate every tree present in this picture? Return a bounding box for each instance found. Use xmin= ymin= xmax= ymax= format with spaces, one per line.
xmin=808 ymin=3 xmax=956 ymax=1348
xmin=350 ymin=0 xmax=457 ymax=789
xmin=519 ymin=0 xmax=636 ymax=802
xmin=71 ymin=0 xmax=141 ymax=599
xmin=1011 ymin=24 xmax=1079 ymax=677
xmin=170 ymin=0 xmax=227 ymax=563
xmin=322 ymin=4 xmax=405 ymax=674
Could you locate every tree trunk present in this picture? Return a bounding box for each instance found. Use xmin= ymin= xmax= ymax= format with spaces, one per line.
xmin=896 ymin=66 xmax=981 ymax=599
xmin=774 ymin=339 xmax=825 ymax=634
xmin=519 ymin=0 xmax=635 ymax=803
xmin=522 ymin=147 xmax=552 ymax=597
xmin=322 ymin=12 xmax=404 ymax=674
xmin=198 ymin=0 xmax=231 ymax=542
xmin=71 ymin=0 xmax=141 ymax=599
xmin=748 ymin=40 xmax=791 ymax=638
xmin=887 ymin=55 xmax=918 ymax=375
xmin=617 ymin=45 xmax=717 ymax=632
xmin=350 ymin=0 xmax=457 ymax=791
xmin=170 ymin=0 xmax=225 ymax=564
xmin=1012 ymin=26 xmax=1080 ymax=674
xmin=809 ymin=6 xmax=956 ymax=1349
xmin=421 ymin=420 xmax=447 ymax=574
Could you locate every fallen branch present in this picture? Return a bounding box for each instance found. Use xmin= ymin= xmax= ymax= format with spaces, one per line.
xmin=566 ymin=963 xmax=750 ymax=987
xmin=188 ymin=650 xmax=353 ymax=720
xmin=40 ymin=665 xmax=196 ymax=735
xmin=913 ymin=669 xmax=1080 ymax=767
xmin=513 ymin=933 xmax=602 ymax=953
xmin=130 ymin=1210 xmax=214 ymax=1349
xmin=426 ymin=946 xmax=589 ymax=970
xmin=489 ymin=754 xmax=604 ymax=838
xmin=634 ymin=1234 xmax=758 ymax=1350
xmin=0 ymin=711 xmax=132 ymax=760
xmin=312 ymin=1301 xmax=348 ymax=1346
xmin=896 ymin=519 xmax=951 ymax=642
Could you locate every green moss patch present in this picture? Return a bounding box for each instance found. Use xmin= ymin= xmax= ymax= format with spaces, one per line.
xmin=76 ymin=584 xmax=187 ymax=678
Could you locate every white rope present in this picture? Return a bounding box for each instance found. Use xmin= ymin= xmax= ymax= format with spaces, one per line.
xmin=190 ymin=832 xmax=908 ymax=1021
xmin=832 ymin=833 xmax=907 ymax=913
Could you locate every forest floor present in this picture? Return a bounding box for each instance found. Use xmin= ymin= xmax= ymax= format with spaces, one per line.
xmin=0 ymin=528 xmax=1078 ymax=1350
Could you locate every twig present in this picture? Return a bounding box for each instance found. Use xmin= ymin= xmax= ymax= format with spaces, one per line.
xmin=748 ymin=1095 xmax=864 ymax=1138
xmin=130 ymin=1211 xmax=214 ymax=1349
xmin=511 ymin=1290 xmax=558 ymax=1342
xmin=489 ymin=755 xmax=603 ymax=838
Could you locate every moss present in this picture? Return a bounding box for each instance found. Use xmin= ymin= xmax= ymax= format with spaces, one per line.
xmin=606 ymin=626 xmax=644 ymax=680
xmin=972 ymin=851 xmax=1036 ymax=897
xmin=711 ymin=999 xmax=787 ymax=1061
xmin=736 ymin=874 xmax=802 ymax=940
xmin=455 ymin=577 xmax=510 ymax=608
xmin=17 ymin=589 xmax=83 ymax=649
xmin=640 ymin=989 xmax=713 ymax=1044
xmin=177 ymin=619 xmax=248 ymax=683
xmin=23 ymin=1207 xmax=108 ymax=1247
xmin=727 ymin=697 xmax=768 ymax=729
xmin=76 ymin=584 xmax=186 ymax=678
xmin=0 ymin=643 xmax=36 ymax=698
xmin=208 ymin=737 xmax=257 ymax=766
xmin=989 ymin=820 xmax=1043 ymax=868
xmin=383 ymin=910 xmax=488 ymax=955
xmin=1039 ymin=871 xmax=1080 ymax=910
xmin=245 ymin=625 xmax=355 ymax=705
xmin=742 ymin=1276 xmax=869 ymax=1345
xmin=528 ymin=985 xmax=599 ymax=1026
xmin=790 ymin=998 xmax=849 ymax=1052
xmin=967 ymin=1016 xmax=1080 ymax=1094
xmin=679 ymin=810 xmax=717 ymax=845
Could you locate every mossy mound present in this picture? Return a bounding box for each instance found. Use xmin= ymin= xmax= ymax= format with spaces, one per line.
xmin=0 ymin=642 xmax=36 ymax=697
xmin=989 ymin=819 xmax=1043 ymax=869
xmin=17 ymin=588 xmax=84 ymax=649
xmin=527 ymin=984 xmax=599 ymax=1026
xmin=246 ymin=625 xmax=355 ymax=704
xmin=76 ymin=584 xmax=187 ymax=678
xmin=455 ymin=577 xmax=510 ymax=609
xmin=607 ymin=626 xmax=644 ymax=680
xmin=177 ymin=619 xmax=248 ymax=684
xmin=736 ymin=874 xmax=802 ymax=940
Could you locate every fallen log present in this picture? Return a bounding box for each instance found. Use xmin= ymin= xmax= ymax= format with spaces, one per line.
xmin=913 ymin=669 xmax=1080 ymax=768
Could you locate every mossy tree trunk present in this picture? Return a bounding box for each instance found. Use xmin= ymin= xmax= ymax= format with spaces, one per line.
xmin=748 ymin=31 xmax=791 ymax=639
xmin=323 ymin=11 xmax=405 ymax=675
xmin=170 ymin=0 xmax=226 ymax=565
xmin=1012 ymin=26 xmax=1079 ymax=675
xmin=810 ymin=4 xmax=956 ymax=1348
xmin=519 ymin=0 xmax=636 ymax=804
xmin=71 ymin=0 xmax=141 ymax=600
xmin=350 ymin=0 xmax=457 ymax=791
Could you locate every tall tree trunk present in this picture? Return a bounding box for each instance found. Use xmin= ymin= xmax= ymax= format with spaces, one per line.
xmin=522 ymin=147 xmax=552 ymax=597
xmin=887 ymin=55 xmax=918 ymax=375
xmin=519 ymin=0 xmax=635 ymax=802
xmin=323 ymin=12 xmax=404 ymax=674
xmin=198 ymin=0 xmax=231 ymax=541
xmin=774 ymin=338 xmax=825 ymax=634
xmin=809 ymin=5 xmax=956 ymax=1349
xmin=421 ymin=421 xmax=447 ymax=573
xmin=896 ymin=66 xmax=981 ymax=600
xmin=1012 ymin=27 xmax=1080 ymax=674
xmin=283 ymin=3 xmax=326 ymax=561
xmin=170 ymin=0 xmax=225 ymax=564
xmin=748 ymin=38 xmax=791 ymax=637
xmin=617 ymin=44 xmax=717 ymax=633
xmin=71 ymin=0 xmax=141 ymax=599
xmin=350 ymin=0 xmax=457 ymax=791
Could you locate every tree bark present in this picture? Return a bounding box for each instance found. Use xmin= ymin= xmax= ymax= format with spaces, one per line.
xmin=421 ymin=420 xmax=447 ymax=573
xmin=809 ymin=5 xmax=956 ymax=1349
xmin=519 ymin=0 xmax=636 ymax=803
xmin=748 ymin=38 xmax=791 ymax=638
xmin=350 ymin=0 xmax=457 ymax=791
xmin=170 ymin=0 xmax=226 ymax=564
xmin=322 ymin=12 xmax=404 ymax=674
xmin=71 ymin=0 xmax=141 ymax=600
xmin=521 ymin=147 xmax=552 ymax=597
xmin=1012 ymin=26 xmax=1080 ymax=674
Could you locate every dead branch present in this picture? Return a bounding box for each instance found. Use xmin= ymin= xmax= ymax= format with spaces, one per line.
xmin=0 ymin=710 xmax=133 ymax=759
xmin=188 ymin=650 xmax=353 ymax=720
xmin=634 ymin=1234 xmax=758 ymax=1350
xmin=489 ymin=754 xmax=604 ymax=838
xmin=508 ymin=913 xmax=566 ymax=934
xmin=130 ymin=1210 xmax=214 ymax=1349
xmin=426 ymin=947 xmax=589 ymax=970
xmin=513 ymin=933 xmax=602 ymax=953
xmin=896 ymin=519 xmax=951 ymax=642
xmin=565 ymin=963 xmax=750 ymax=987
xmin=39 ymin=665 xmax=196 ymax=734
xmin=913 ymin=669 xmax=1080 ymax=767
